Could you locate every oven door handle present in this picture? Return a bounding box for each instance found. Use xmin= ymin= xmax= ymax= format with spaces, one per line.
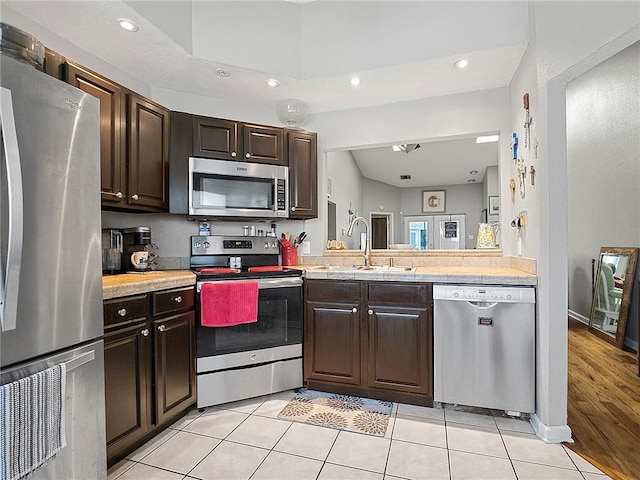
xmin=197 ymin=276 xmax=303 ymax=291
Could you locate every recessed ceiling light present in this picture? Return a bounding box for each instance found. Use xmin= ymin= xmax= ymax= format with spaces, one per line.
xmin=476 ymin=135 xmax=500 ymax=143
xmin=470 ymin=170 xmax=478 ymax=175
xmin=266 ymin=79 xmax=280 ymax=88
xmin=118 ymin=18 xmax=139 ymax=32
xmin=454 ymin=59 xmax=469 ymax=69
xmin=350 ymin=76 xmax=361 ymax=87
xmin=214 ymin=68 xmax=231 ymax=78
xmin=467 ymin=179 xmax=477 ymax=183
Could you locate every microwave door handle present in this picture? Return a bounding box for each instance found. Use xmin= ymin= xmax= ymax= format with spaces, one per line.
xmin=0 ymin=86 xmax=24 ymax=332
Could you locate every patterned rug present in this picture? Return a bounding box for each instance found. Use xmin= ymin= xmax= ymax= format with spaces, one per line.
xmin=277 ymin=389 xmax=393 ymax=436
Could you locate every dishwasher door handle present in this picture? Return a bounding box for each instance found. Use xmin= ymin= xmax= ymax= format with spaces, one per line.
xmin=466 ymin=301 xmax=499 ymax=309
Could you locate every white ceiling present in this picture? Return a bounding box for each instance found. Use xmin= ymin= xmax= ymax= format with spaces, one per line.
xmin=351 ymin=135 xmax=499 ymax=188
xmin=5 ymin=0 xmax=524 ymax=187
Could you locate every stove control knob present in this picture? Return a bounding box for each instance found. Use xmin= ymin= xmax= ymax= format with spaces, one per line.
xmin=204 ymin=241 xmax=210 ymax=248
xmin=194 ymin=241 xmax=201 ymax=248
xmin=271 ymin=242 xmax=277 ymax=249
xmin=264 ymin=242 xmax=270 ymax=249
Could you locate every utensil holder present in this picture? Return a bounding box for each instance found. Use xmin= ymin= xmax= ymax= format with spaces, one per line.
xmin=282 ymin=245 xmax=298 ymax=266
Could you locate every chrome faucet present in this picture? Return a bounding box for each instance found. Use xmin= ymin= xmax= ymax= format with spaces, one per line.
xmin=346 ymin=216 xmax=371 ymax=267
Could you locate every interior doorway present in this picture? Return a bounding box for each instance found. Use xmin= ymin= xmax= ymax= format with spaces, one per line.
xmin=327 ymin=201 xmax=337 ymax=241
xmin=370 ymin=213 xmax=392 ymax=249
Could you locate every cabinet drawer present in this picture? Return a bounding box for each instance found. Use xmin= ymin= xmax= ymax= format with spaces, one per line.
xmin=305 ymin=279 xmax=361 ymax=302
xmin=152 ymin=287 xmax=194 ymax=317
xmin=368 ymin=282 xmax=430 ymax=305
xmin=104 ymin=294 xmax=148 ymax=329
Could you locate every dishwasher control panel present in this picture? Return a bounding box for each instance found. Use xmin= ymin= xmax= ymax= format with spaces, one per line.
xmin=433 ymin=285 xmax=535 ymax=303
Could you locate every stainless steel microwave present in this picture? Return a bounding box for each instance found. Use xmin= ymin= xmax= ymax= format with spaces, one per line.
xmin=188 ymin=157 xmax=289 ymax=218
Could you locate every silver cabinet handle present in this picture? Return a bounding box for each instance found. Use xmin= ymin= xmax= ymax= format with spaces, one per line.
xmin=118 ymin=308 xmax=127 ymax=317
xmin=0 ymin=87 xmax=24 ymax=333
xmin=245 ymin=153 xmax=251 ymax=158
xmin=131 ymin=194 xmax=139 ymax=201
xmin=173 ymin=295 xmax=182 ymax=303
xmin=291 ymin=206 xmax=296 ymax=212
xmin=368 ymin=309 xmax=374 ymax=315
xmin=158 ymin=325 xmax=166 ymax=332
xmin=141 ymin=328 xmax=149 ymax=337
xmin=231 ymin=151 xmax=236 ymax=158
xmin=352 ymin=307 xmax=358 ymax=313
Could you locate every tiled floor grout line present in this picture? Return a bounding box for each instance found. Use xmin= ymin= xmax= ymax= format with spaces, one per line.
xmin=110 ymin=394 xmax=611 ymax=480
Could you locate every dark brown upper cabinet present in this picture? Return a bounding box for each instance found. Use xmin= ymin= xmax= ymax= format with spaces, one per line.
xmin=192 ymin=117 xmax=284 ymax=166
xmin=287 ymin=130 xmax=318 ymax=219
xmin=65 ymin=62 xmax=127 ymax=207
xmin=128 ymin=94 xmax=170 ymax=211
xmin=43 ymin=47 xmax=66 ymax=80
xmin=193 ymin=117 xmax=240 ymax=161
xmin=243 ymin=124 xmax=285 ymax=166
xmin=65 ymin=62 xmax=169 ymax=212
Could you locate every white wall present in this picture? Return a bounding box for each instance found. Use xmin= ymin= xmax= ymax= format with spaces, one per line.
xmin=326 ymin=151 xmax=363 ymax=250
xmin=362 ymin=178 xmax=402 ymax=245
xmin=566 ymin=41 xmax=640 ymax=348
xmin=307 ymin=87 xmax=512 ymax=256
xmin=517 ymin=1 xmax=640 ymax=439
xmin=400 ymin=183 xmax=483 ymax=249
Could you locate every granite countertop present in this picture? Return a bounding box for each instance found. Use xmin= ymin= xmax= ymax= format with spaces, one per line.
xmin=302 ymin=266 xmax=536 ymax=285
xmin=102 ymin=270 xmax=197 ymax=300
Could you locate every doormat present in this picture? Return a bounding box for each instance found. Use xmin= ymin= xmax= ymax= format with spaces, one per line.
xmin=277 ymin=389 xmax=393 ymax=437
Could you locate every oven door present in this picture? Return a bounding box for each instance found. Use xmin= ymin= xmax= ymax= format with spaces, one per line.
xmin=196 ymin=276 xmax=303 ymax=358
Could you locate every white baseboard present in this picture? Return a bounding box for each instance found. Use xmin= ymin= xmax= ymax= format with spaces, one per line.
xmin=568 ymin=310 xmax=589 ymax=324
xmin=530 ymin=413 xmax=573 ymax=443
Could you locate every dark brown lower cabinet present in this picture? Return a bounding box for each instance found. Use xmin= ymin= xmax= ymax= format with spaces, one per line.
xmin=153 ymin=311 xmax=196 ymax=426
xmin=104 ymin=287 xmax=196 ymax=466
xmin=305 ymin=279 xmax=433 ymax=406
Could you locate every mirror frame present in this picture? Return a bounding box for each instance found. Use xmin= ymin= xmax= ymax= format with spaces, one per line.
xmin=588 ymin=247 xmax=638 ymax=348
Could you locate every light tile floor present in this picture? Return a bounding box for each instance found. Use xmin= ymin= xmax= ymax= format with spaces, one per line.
xmin=108 ymin=390 xmax=610 ymax=480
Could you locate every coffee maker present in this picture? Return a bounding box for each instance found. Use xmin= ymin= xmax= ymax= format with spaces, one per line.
xmin=102 ymin=229 xmax=123 ymax=274
xmin=122 ymin=226 xmax=152 ymax=271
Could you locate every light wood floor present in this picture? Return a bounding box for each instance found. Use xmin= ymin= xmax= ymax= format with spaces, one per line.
xmin=566 ymin=318 xmax=640 ymax=480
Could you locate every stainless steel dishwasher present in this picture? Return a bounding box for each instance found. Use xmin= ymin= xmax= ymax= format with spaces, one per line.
xmin=433 ymin=284 xmax=535 ymax=415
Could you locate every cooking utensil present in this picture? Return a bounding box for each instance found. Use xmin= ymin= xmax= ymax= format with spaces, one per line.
xmin=293 ymin=232 xmax=307 ymax=247
xmin=285 ymin=232 xmax=291 ymax=241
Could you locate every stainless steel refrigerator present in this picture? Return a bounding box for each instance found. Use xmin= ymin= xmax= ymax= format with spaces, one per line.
xmin=1 ymin=35 xmax=106 ymax=479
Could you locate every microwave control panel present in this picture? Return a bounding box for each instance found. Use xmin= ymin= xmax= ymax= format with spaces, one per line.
xmin=276 ymin=179 xmax=286 ymax=211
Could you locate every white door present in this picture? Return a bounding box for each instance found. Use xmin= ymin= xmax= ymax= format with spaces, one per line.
xmin=434 ymin=214 xmax=465 ymax=249
xmin=404 ymin=214 xmax=466 ymax=249
xmin=404 ymin=216 xmax=434 ymax=249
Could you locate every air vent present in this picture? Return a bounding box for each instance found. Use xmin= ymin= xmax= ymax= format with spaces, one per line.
xmin=400 ymin=175 xmax=411 ymax=180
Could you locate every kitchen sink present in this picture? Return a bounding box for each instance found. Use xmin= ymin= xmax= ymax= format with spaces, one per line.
xmin=387 ymin=266 xmax=416 ymax=272
xmin=309 ymin=265 xmax=415 ymax=272
xmin=309 ymin=265 xmax=359 ymax=271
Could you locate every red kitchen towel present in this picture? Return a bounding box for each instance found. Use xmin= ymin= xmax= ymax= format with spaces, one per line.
xmin=200 ymin=281 xmax=258 ymax=327
xmin=197 ymin=267 xmax=239 ymax=274
xmin=248 ymin=266 xmax=283 ymax=272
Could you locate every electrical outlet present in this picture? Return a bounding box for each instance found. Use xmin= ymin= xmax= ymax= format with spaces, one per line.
xmin=302 ymin=241 xmax=311 ymax=254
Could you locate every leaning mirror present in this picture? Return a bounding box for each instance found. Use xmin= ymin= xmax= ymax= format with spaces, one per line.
xmin=588 ymin=247 xmax=638 ymax=348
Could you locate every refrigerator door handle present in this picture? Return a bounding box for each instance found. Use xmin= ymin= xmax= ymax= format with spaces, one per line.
xmin=0 ymin=86 xmax=24 ymax=332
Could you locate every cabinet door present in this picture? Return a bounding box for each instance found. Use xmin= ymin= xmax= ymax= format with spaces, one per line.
xmin=104 ymin=321 xmax=151 ymax=462
xmin=153 ymin=311 xmax=196 ymax=425
xmin=366 ymin=304 xmax=432 ymax=395
xmin=193 ymin=117 xmax=240 ymax=160
xmin=305 ymin=300 xmax=362 ymax=385
xmin=65 ymin=62 xmax=126 ymax=206
xmin=128 ymin=93 xmax=170 ymax=211
xmin=288 ymin=131 xmax=317 ymax=218
xmin=243 ymin=124 xmax=285 ymax=165
xmin=44 ymin=47 xmax=65 ymax=79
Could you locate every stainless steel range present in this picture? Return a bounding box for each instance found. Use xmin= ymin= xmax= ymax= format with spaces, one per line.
xmin=191 ymin=235 xmax=303 ymax=408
